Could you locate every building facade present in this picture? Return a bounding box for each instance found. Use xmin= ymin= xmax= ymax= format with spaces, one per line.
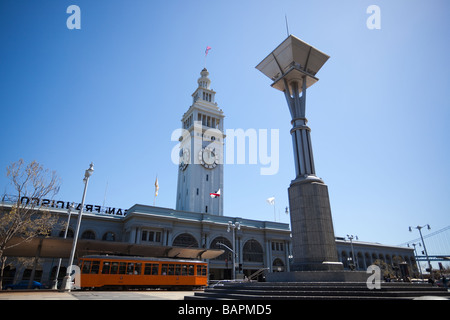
xmin=0 ymin=201 xmax=291 ymax=285
xmin=1 ymin=198 xmax=419 ymax=286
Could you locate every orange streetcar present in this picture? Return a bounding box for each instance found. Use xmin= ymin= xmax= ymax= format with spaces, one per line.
xmin=78 ymin=255 xmax=208 ymax=290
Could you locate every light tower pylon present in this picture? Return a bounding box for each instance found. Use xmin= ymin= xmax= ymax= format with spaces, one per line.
xmin=256 ymin=35 xmax=343 ymax=272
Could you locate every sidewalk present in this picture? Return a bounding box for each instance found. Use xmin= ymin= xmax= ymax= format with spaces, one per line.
xmin=0 ymin=289 xmax=196 ymax=300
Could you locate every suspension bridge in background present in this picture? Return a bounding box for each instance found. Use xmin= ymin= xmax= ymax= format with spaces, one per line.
xmin=399 ymin=225 xmax=450 ymax=266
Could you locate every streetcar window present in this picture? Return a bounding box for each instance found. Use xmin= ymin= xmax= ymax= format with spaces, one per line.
xmin=168 ymin=264 xmax=174 ymax=275
xmin=127 ymin=263 xmax=134 ymax=275
xmin=161 ymin=264 xmax=168 ymax=275
xmin=102 ymin=261 xmax=111 ymax=274
xmin=82 ymin=261 xmax=91 ymax=274
xmin=175 ymin=265 xmax=181 ymax=276
xmin=189 ymin=265 xmax=194 ymax=276
xmin=144 ymin=263 xmax=152 ymax=275
xmin=151 ymin=264 xmax=159 ymax=275
xmin=197 ymin=265 xmax=207 ymax=276
xmin=135 ymin=263 xmax=142 ymax=275
xmin=119 ymin=262 xmax=127 ymax=274
xmin=91 ymin=261 xmax=100 ymax=274
xmin=110 ymin=262 xmax=119 ymax=274
xmin=181 ymin=265 xmax=187 ymax=276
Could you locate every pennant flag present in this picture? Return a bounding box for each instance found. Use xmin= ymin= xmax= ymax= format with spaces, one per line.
xmin=154 ymin=177 xmax=159 ymax=197
xmin=205 ymin=46 xmax=212 ymax=56
xmin=266 ymin=197 xmax=275 ymax=205
xmin=210 ymin=189 xmax=221 ymax=198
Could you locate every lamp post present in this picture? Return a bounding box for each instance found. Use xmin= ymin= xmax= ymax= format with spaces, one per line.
xmin=62 ymin=163 xmax=94 ymax=291
xmin=216 ymin=242 xmax=234 ymax=280
xmin=408 ymin=242 xmax=424 ymax=280
xmin=227 ymin=221 xmax=240 ymax=281
xmin=409 ymin=224 xmax=433 ymax=280
xmin=346 ymin=235 xmax=358 ymax=270
xmin=52 ymin=203 xmax=75 ymax=289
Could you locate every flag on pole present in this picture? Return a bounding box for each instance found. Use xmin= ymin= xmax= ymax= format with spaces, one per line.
xmin=154 ymin=177 xmax=159 ymax=197
xmin=210 ymin=189 xmax=221 ymax=198
xmin=205 ymin=46 xmax=212 ymax=56
xmin=266 ymin=196 xmax=276 ymax=221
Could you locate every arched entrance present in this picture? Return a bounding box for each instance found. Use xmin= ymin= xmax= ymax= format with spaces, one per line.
xmin=210 ymin=236 xmax=233 ymax=280
xmin=272 ymin=258 xmax=285 ymax=272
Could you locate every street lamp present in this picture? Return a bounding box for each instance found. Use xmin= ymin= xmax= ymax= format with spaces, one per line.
xmin=216 ymin=242 xmax=234 ymax=279
xmin=52 ymin=203 xmax=75 ymax=289
xmin=346 ymin=235 xmax=358 ymax=270
xmin=407 ymin=242 xmax=424 ymax=280
xmin=409 ymin=224 xmax=433 ymax=280
xmin=61 ymin=162 xmax=94 ymax=291
xmin=227 ymin=221 xmax=240 ymax=281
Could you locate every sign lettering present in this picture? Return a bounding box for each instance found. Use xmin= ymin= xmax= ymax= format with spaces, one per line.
xmin=17 ymin=196 xmax=127 ymax=216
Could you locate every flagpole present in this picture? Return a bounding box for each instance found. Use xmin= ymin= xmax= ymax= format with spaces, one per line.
xmin=154 ymin=176 xmax=159 ymax=206
xmin=272 ymin=196 xmax=276 ymax=222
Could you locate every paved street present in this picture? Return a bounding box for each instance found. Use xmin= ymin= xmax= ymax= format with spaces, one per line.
xmin=0 ymin=290 xmax=196 ymax=300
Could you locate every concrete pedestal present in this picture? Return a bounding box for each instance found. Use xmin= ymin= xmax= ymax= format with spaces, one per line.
xmin=289 ymin=180 xmax=342 ymax=272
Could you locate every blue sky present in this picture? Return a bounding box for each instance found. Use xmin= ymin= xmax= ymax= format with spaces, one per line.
xmin=0 ymin=0 xmax=449 ymax=248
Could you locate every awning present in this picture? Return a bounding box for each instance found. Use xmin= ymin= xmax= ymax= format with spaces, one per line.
xmin=3 ymin=237 xmax=224 ymax=260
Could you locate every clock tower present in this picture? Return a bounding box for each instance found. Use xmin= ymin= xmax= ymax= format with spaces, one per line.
xmin=176 ymin=68 xmax=225 ymax=216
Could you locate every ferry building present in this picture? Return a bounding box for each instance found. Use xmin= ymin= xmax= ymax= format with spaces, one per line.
xmin=1 ymin=69 xmax=416 ymax=286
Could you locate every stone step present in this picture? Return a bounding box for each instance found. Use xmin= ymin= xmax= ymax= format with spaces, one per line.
xmin=207 ymin=284 xmax=445 ymax=293
xmin=186 ymin=292 xmax=418 ymax=300
xmin=185 ymin=282 xmax=450 ymax=300
xmin=204 ymin=289 xmax=449 ymax=297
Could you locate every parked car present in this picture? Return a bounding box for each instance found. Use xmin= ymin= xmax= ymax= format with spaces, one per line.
xmin=3 ymin=281 xmax=43 ymax=290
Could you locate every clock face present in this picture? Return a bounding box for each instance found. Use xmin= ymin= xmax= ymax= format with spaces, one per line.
xmin=199 ymin=147 xmax=218 ymax=169
xmin=179 ymin=148 xmax=190 ymax=171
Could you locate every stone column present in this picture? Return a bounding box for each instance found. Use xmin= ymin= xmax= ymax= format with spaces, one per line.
xmin=289 ymin=181 xmax=342 ymax=271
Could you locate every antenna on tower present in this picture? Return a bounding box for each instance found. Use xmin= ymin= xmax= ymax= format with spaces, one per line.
xmin=102 ymin=180 xmax=109 ymax=208
xmin=285 ymin=14 xmax=290 ymax=37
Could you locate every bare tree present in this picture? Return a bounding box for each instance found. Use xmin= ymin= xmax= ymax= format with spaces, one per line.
xmin=0 ymin=159 xmax=61 ymax=289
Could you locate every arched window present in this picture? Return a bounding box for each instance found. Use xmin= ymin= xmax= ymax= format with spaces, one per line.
xmin=172 ymin=233 xmax=199 ymax=248
xmin=210 ymin=236 xmax=233 ymax=261
xmin=243 ymin=239 xmax=263 ymax=262
xmin=365 ymin=252 xmax=371 ymax=267
xmin=357 ymin=252 xmax=365 ymax=270
xmin=81 ymin=230 xmax=95 ymax=240
xmin=102 ymin=232 xmax=116 ymax=241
